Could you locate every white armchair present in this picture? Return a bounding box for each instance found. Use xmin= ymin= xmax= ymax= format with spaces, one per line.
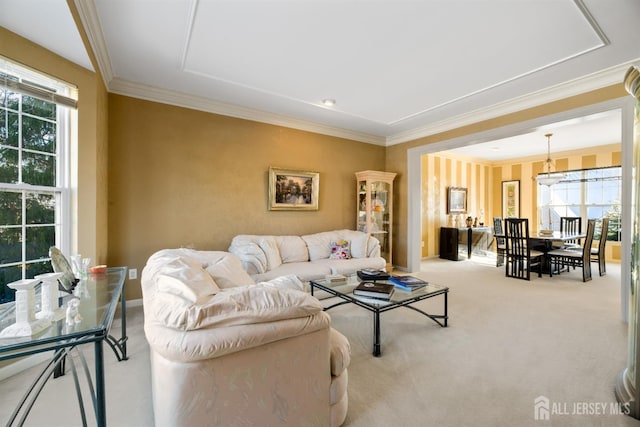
xmin=141 ymin=248 xmax=350 ymax=426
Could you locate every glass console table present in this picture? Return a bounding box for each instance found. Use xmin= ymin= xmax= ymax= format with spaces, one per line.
xmin=0 ymin=267 xmax=128 ymax=427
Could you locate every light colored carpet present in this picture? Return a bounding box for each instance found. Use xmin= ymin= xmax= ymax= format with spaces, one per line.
xmin=338 ymin=259 xmax=637 ymax=427
xmin=1 ymin=258 xmax=639 ymax=427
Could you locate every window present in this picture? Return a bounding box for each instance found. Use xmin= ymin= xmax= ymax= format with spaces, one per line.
xmin=538 ymin=166 xmax=621 ymax=241
xmin=0 ymin=59 xmax=76 ymax=303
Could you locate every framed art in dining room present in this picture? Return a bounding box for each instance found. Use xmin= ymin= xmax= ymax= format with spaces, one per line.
xmin=447 ymin=187 xmax=467 ymax=214
xmin=502 ymin=180 xmax=520 ymax=218
xmin=268 ymin=167 xmax=319 ymax=210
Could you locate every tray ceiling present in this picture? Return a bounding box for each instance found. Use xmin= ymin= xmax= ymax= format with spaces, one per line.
xmin=1 ymin=0 xmax=638 ymax=149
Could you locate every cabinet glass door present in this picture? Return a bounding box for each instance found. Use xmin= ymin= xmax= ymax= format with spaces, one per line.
xmin=358 ymin=180 xmax=391 ymax=260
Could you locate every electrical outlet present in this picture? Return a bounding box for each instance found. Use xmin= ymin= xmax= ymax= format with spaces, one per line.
xmin=129 ymin=268 xmax=137 ymax=280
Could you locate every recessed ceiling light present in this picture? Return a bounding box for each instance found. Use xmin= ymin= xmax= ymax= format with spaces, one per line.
xmin=322 ymin=99 xmax=336 ymax=107
xmin=491 ymin=146 xmax=500 ymax=151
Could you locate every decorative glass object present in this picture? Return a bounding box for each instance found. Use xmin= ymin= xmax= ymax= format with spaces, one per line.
xmin=70 ymin=254 xmax=82 ymax=277
xmin=35 ymin=272 xmax=65 ymax=321
xmin=0 ymin=279 xmax=51 ymax=338
xmin=81 ymin=258 xmax=91 ymax=279
xmin=70 ymin=254 xmax=91 ymax=279
xmin=65 ymin=299 xmax=82 ymax=326
xmin=49 ymin=247 xmax=79 ymax=292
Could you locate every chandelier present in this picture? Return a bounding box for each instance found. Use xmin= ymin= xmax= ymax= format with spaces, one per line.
xmin=536 ymin=133 xmax=565 ymax=186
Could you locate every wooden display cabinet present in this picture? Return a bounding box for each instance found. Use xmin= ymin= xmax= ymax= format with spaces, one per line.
xmin=356 ymin=170 xmax=396 ymax=270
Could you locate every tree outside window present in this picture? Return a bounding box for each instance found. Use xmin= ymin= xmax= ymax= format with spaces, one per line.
xmin=0 ymin=70 xmax=67 ymax=303
xmin=538 ymin=166 xmax=621 ymax=241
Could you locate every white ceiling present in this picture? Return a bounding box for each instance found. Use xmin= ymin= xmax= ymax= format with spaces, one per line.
xmin=0 ymin=0 xmax=638 ymax=156
xmin=0 ymin=0 xmax=93 ymax=71
xmin=443 ymin=108 xmax=622 ymax=161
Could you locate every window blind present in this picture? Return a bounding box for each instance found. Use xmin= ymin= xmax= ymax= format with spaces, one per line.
xmin=1 ymin=76 xmax=77 ymax=109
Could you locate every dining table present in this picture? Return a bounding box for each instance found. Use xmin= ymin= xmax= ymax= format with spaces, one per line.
xmin=495 ymin=230 xmax=587 ymax=274
xmin=529 ymin=230 xmax=586 ymax=248
xmin=493 ymin=230 xmax=586 ymax=244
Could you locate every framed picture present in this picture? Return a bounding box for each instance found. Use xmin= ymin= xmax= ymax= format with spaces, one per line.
xmin=268 ymin=167 xmax=319 ymax=211
xmin=447 ymin=187 xmax=467 ymax=214
xmin=502 ymin=180 xmax=520 ymax=218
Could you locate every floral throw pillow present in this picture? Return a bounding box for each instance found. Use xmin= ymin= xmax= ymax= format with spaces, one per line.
xmin=330 ymin=240 xmax=351 ymax=260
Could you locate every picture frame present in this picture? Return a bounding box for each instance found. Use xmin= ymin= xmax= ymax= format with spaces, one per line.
xmin=268 ymin=167 xmax=319 ymax=211
xmin=502 ymin=180 xmax=520 ymax=218
xmin=447 ymin=187 xmax=467 ymax=214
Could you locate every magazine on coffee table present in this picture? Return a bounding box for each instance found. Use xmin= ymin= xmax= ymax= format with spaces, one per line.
xmin=388 ymin=275 xmax=428 ymax=292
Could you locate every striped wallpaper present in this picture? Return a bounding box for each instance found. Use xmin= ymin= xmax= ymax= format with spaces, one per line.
xmin=421 ymin=144 xmax=622 ymax=262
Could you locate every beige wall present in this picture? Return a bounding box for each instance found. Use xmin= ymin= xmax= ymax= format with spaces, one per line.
xmin=108 ymin=94 xmax=385 ymax=300
xmin=420 ymin=145 xmax=622 ymax=261
xmin=387 ymin=85 xmax=628 ymax=268
xmin=0 ymin=26 xmax=109 ymax=265
xmin=1 ymin=21 xmax=628 ymax=293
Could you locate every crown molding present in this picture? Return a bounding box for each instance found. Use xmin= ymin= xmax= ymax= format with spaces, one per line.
xmin=385 ymin=61 xmax=638 ymax=146
xmin=107 ymin=60 xmax=636 ymax=149
xmin=108 ymin=78 xmax=385 ymax=145
xmin=73 ymin=0 xmax=114 ymax=87
xmin=70 ymin=0 xmax=638 ymax=148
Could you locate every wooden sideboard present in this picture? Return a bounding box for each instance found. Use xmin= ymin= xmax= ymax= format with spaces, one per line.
xmin=439 ymin=226 xmax=493 ymax=261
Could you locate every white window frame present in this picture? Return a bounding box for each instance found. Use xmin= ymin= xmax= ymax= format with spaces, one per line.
xmin=0 ymin=57 xmax=75 ymax=299
xmin=537 ymin=166 xmax=622 ymax=240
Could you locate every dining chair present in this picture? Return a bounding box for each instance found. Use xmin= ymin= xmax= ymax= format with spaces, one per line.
xmin=493 ymin=217 xmax=506 ymax=267
xmin=547 ymin=219 xmax=595 ymax=282
xmin=590 ymin=217 xmax=609 ymax=276
xmin=504 ymin=218 xmax=543 ymax=280
xmin=559 ymin=216 xmax=582 ymax=248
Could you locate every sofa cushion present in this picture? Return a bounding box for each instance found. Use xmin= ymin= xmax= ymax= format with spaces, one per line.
xmin=330 ymin=370 xmax=348 ymax=405
xmin=252 ymin=261 xmax=333 ymax=282
xmin=338 ymin=230 xmax=370 ymax=258
xmin=329 ymin=328 xmax=351 ymax=376
xmin=228 ymin=236 xmax=268 ymax=274
xmin=205 ymin=254 xmax=255 ymax=289
xmin=275 ymin=235 xmax=309 ymax=263
xmin=258 ymin=274 xmax=305 ymax=291
xmin=312 ymin=257 xmax=386 ymax=276
xmin=258 ymin=237 xmax=282 ymax=270
xmin=152 ymin=285 xmax=323 ymax=331
xmin=302 ymin=230 xmax=372 ymax=261
xmin=156 ymin=258 xmax=220 ymax=303
xmin=329 ymin=240 xmax=351 ymax=260
xmin=331 ymin=392 xmax=349 ymax=427
xmin=302 ymin=231 xmax=340 ymax=261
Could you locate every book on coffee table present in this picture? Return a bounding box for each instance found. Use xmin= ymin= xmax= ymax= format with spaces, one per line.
xmin=353 ymin=281 xmax=394 ymax=299
xmin=389 ymin=275 xmax=428 ymax=292
xmin=325 ymin=274 xmax=347 ymax=283
xmin=356 ymin=269 xmax=390 ymax=281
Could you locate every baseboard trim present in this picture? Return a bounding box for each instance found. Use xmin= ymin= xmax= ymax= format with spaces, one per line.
xmin=126 ymin=298 xmax=143 ymax=308
xmin=0 ymin=352 xmax=50 ymax=382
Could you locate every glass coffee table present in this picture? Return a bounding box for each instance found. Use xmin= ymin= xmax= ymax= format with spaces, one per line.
xmin=310 ymin=275 xmax=448 ymax=357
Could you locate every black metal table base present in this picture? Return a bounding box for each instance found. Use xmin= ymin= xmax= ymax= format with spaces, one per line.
xmin=315 ymin=286 xmax=448 ymax=357
xmin=105 ymin=334 xmax=129 ymax=361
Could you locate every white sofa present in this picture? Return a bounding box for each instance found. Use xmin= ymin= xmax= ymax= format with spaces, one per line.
xmin=141 ymin=248 xmax=351 ymax=427
xmin=229 ymin=229 xmax=386 ymax=282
